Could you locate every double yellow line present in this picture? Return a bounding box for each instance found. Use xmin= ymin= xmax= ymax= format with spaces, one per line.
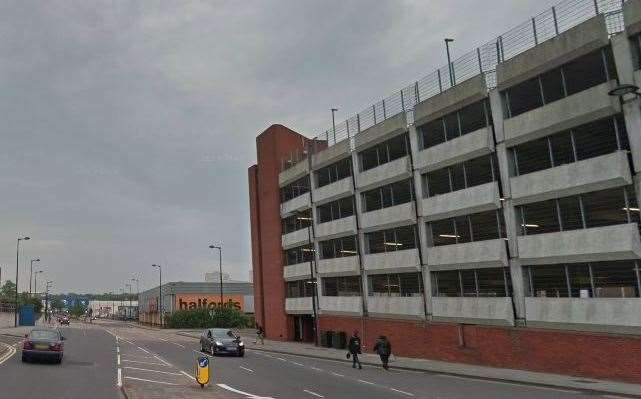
xmin=0 ymin=341 xmax=17 ymax=365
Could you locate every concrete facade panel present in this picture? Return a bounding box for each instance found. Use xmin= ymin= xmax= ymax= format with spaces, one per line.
xmin=316 ymin=256 xmax=360 ymax=277
xmin=413 ymin=127 xmax=494 ymax=173
xmin=426 ymin=239 xmax=509 ymax=270
xmin=285 ymin=297 xmax=313 ymax=314
xmin=280 ymin=192 xmax=311 ymax=217
xmin=311 ymin=139 xmax=351 ymax=169
xmin=366 ymin=296 xmax=425 ymax=319
xmin=624 ymin=0 xmax=641 ymax=36
xmin=414 ymin=74 xmax=487 ymax=126
xmin=510 ymin=151 xmax=633 ymax=205
xmin=525 ymin=298 xmax=641 ymax=333
xmin=319 ymin=296 xmax=363 ymax=315
xmin=283 ymin=262 xmax=313 ymax=281
xmin=313 ymin=177 xmax=353 ymax=205
xmin=355 ymin=156 xmax=412 ymax=190
xmin=496 ymin=15 xmax=610 ymax=90
xmin=420 ymin=181 xmax=501 ymax=221
xmin=503 ymin=81 xmax=620 ymax=146
xmin=517 ymin=223 xmax=641 ymax=265
xmin=363 ymin=249 xmax=421 ymax=274
xmin=354 ymin=112 xmax=407 ymax=150
xmin=314 ymin=216 xmax=357 ymax=240
xmin=359 ymin=202 xmax=416 ymax=232
xmin=431 ymin=297 xmax=515 ymax=326
xmin=281 ymin=228 xmax=310 ymax=250
xmin=279 ymin=157 xmax=310 ymax=187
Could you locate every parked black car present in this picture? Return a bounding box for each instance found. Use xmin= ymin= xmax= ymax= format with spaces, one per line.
xmin=200 ymin=328 xmax=244 ymax=357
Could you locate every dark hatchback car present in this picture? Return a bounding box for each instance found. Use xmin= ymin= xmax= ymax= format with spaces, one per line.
xmin=200 ymin=328 xmax=244 ymax=357
xmin=22 ymin=328 xmax=65 ymax=363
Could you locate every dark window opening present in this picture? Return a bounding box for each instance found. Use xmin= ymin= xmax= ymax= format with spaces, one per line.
xmin=365 ymin=225 xmax=417 ymax=254
xmin=423 ymin=154 xmax=497 ymax=198
xmin=280 ymin=176 xmax=310 ymax=202
xmin=362 ymin=179 xmax=414 ymax=213
xmin=315 ymin=158 xmax=352 ymax=188
xmin=432 ymin=267 xmax=511 ymax=297
xmin=319 ymin=235 xmax=358 ymax=259
xmin=322 ymin=276 xmax=362 ymax=296
xmin=281 ymin=209 xmax=312 ymax=234
xmin=359 ymin=134 xmax=409 ymax=172
xmin=418 ymin=99 xmax=490 ymax=150
xmin=316 ymin=196 xmax=355 ymax=223
xmin=429 ymin=210 xmax=504 ymax=247
xmin=368 ymin=272 xmax=422 ymax=297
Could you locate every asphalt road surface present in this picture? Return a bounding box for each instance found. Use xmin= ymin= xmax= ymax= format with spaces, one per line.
xmin=0 ymin=320 xmax=636 ymax=399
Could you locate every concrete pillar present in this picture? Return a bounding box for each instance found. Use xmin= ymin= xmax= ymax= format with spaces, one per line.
xmin=488 ymin=89 xmax=506 ymax=143
xmin=507 ymin=258 xmax=527 ymax=323
xmin=611 ymin=33 xmax=641 ymax=173
xmin=417 ymin=218 xmax=433 ymax=316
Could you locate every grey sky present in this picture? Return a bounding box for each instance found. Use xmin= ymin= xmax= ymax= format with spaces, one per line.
xmin=0 ymin=0 xmax=559 ymax=294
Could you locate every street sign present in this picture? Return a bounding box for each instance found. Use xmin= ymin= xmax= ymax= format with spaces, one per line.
xmin=196 ymin=356 xmax=210 ymax=388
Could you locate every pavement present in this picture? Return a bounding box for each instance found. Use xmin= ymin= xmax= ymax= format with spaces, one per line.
xmin=1 ymin=318 xmax=639 ymax=398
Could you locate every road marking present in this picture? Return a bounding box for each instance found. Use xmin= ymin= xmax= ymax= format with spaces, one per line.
xmin=390 ymin=388 xmax=414 ymax=396
xmin=239 ymin=366 xmax=254 ymax=373
xmin=330 ymin=372 xmax=344 ymax=377
xmin=179 ymin=370 xmax=194 ymax=381
xmin=124 ymin=376 xmax=178 ymax=386
xmin=121 ymin=354 xmax=156 ymax=360
xmin=0 ymin=343 xmax=17 ymax=365
xmin=122 ymin=359 xmax=167 ymax=366
xmin=137 ymin=346 xmax=150 ymax=354
xmin=291 ymin=361 xmax=304 ymax=366
xmin=357 ymin=379 xmax=376 ymax=386
xmin=153 ymin=354 xmax=172 ymax=367
xmin=303 ymin=389 xmax=324 ymax=397
xmin=171 ymin=342 xmax=186 ymax=348
xmin=216 ymin=383 xmax=275 ymax=399
xmin=310 ymin=366 xmax=322 ymax=371
xmin=120 ymin=338 xmax=135 ymax=345
xmin=117 ymin=354 xmax=121 ymax=366
xmin=124 ymin=366 xmax=183 ymax=376
xmin=117 ymin=368 xmax=122 ymax=387
xmin=276 ymin=357 xmax=287 ymax=361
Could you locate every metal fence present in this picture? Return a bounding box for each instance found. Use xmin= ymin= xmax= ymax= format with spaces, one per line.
xmin=281 ymin=0 xmax=628 ymax=171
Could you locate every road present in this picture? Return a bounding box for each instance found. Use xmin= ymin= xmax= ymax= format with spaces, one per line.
xmin=0 ymin=320 xmax=636 ymax=399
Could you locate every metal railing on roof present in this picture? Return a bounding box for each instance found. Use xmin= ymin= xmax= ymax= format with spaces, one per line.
xmin=281 ymin=0 xmax=627 ymax=172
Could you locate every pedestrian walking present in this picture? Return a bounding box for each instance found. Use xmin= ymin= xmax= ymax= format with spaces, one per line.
xmin=373 ymin=335 xmax=392 ymax=370
xmin=256 ymin=324 xmax=265 ymax=345
xmin=347 ymin=330 xmax=362 ymax=369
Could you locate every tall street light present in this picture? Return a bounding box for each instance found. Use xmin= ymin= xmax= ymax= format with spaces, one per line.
xmin=109 ymin=291 xmax=115 ymax=319
xmin=131 ymin=278 xmax=140 ymax=321
xmin=444 ymin=38 xmax=455 ymax=86
xmin=208 ymin=245 xmax=224 ymax=308
xmin=152 ymin=264 xmax=163 ymax=327
xmin=29 ymin=258 xmax=40 ymax=295
xmin=44 ymin=281 xmax=53 ymax=323
xmin=126 ymin=283 xmax=132 ymax=309
xmin=15 ymin=236 xmax=30 ymax=327
xmin=34 ymin=270 xmax=43 ymax=296
xmin=331 ymin=108 xmax=338 ymax=143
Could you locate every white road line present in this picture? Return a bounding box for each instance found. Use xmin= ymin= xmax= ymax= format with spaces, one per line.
xmin=310 ymin=366 xmax=323 ymax=371
xmin=124 ymin=366 xmax=183 ymax=376
xmin=291 ymin=362 xmax=304 ymax=366
xmin=117 ymin=368 xmax=122 ymax=387
xmin=303 ymin=389 xmax=324 ymax=398
xmin=121 ymin=354 xmax=156 ymax=360
xmin=122 ymin=359 xmax=167 ymax=366
xmin=216 ymin=383 xmax=275 ymax=399
xmin=117 ymin=354 xmax=121 ymax=366
xmin=171 ymin=342 xmax=186 ymax=348
xmin=120 ymin=338 xmax=135 ymax=345
xmin=124 ymin=376 xmax=178 ymax=386
xmin=276 ymin=357 xmax=287 ymax=361
xmin=0 ymin=343 xmax=17 ymax=365
xmin=390 ymin=388 xmax=414 ymax=396
xmin=137 ymin=346 xmax=150 ymax=354
xmin=330 ymin=372 xmax=344 ymax=377
xmin=153 ymin=354 xmax=172 ymax=367
xmin=357 ymin=379 xmax=376 ymax=386
xmin=179 ymin=370 xmax=194 ymax=381
xmin=239 ymin=366 xmax=254 ymax=373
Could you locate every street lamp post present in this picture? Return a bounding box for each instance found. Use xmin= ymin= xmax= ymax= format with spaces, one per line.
xmin=208 ymin=245 xmax=224 ymax=308
xmin=152 ymin=264 xmax=163 ymax=327
xmin=331 ymin=108 xmax=338 ymax=143
xmin=44 ymin=281 xmax=53 ymax=323
xmin=29 ymin=258 xmax=40 ymax=295
xmin=131 ymin=278 xmax=140 ymax=322
xmin=15 ymin=236 xmax=30 ymax=327
xmin=125 ymin=283 xmax=132 ymax=319
xmin=444 ymin=38 xmax=455 ymax=86
xmin=297 ymin=215 xmax=319 ymax=346
xmin=34 ymin=270 xmax=43 ymax=296
xmin=109 ymin=291 xmax=115 ymax=319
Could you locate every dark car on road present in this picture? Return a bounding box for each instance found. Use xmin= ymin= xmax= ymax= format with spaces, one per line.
xmin=200 ymin=328 xmax=244 ymax=357
xmin=22 ymin=328 xmax=66 ymax=363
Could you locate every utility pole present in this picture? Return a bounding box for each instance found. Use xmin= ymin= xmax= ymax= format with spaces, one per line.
xmin=29 ymin=258 xmax=40 ymax=296
xmin=152 ymin=264 xmax=163 ymax=326
xmin=44 ymin=281 xmax=53 ymax=323
xmin=131 ymin=278 xmax=140 ymax=322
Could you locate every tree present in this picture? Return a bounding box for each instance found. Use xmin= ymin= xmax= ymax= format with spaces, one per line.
xmin=50 ymin=298 xmax=65 ymax=312
xmin=0 ymin=280 xmax=16 ymax=302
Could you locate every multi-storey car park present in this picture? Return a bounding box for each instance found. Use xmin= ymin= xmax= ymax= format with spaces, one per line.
xmin=249 ymin=0 xmax=641 ymax=383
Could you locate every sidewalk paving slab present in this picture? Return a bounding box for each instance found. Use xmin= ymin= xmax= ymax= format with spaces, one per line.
xmin=171 ymin=329 xmax=641 ymax=397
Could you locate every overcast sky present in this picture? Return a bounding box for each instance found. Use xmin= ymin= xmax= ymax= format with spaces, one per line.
xmin=0 ymin=0 xmax=560 ymax=294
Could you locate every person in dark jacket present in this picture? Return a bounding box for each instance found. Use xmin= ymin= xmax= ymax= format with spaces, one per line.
xmin=373 ymin=335 xmax=392 ymax=370
xmin=347 ymin=330 xmax=362 ymax=369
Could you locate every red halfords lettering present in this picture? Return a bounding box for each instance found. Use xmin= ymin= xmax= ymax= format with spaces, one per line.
xmin=179 ymin=298 xmax=242 ymax=311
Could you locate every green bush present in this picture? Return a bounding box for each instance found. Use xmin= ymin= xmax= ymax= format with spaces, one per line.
xmin=165 ymin=307 xmax=250 ymax=329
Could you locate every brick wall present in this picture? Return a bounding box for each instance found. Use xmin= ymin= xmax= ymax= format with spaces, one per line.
xmin=318 ymin=315 xmax=641 ymax=384
xmin=248 ymin=124 xmax=312 ymax=341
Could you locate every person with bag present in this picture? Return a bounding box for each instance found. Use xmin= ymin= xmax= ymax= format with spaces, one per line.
xmin=347 ymin=330 xmax=362 ymax=369
xmin=373 ymin=335 xmax=392 ymax=370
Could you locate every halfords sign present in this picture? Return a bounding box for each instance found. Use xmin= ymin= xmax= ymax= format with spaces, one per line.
xmin=176 ymin=294 xmax=245 ymax=311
